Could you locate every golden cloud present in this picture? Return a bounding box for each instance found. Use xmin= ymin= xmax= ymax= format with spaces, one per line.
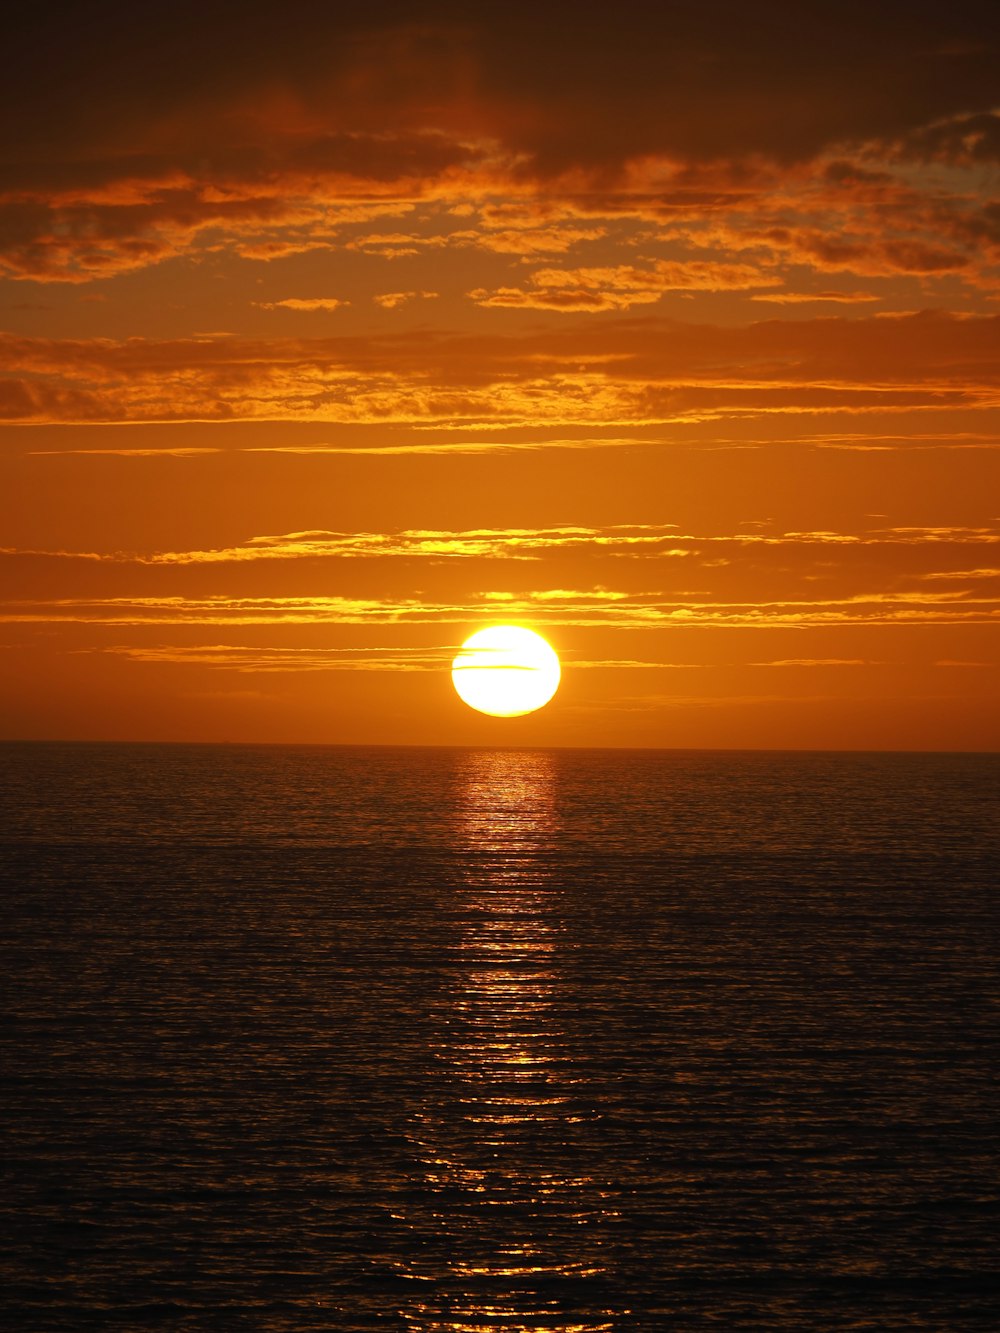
xmin=470 ymin=259 xmax=781 ymax=310
xmin=7 ymin=521 xmax=1000 ymax=569
xmin=256 ymin=297 xmax=350 ymax=311
xmin=4 ymin=588 xmax=998 ymax=631
xmin=372 ymin=291 xmax=439 ymax=309
xmin=3 ymin=311 xmax=996 ymax=425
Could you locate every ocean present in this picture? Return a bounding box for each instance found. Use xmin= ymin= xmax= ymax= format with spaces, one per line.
xmin=2 ymin=742 xmax=998 ymax=1330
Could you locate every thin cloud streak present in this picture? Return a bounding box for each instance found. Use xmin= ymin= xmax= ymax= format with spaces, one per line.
xmin=97 ymin=644 xmax=456 ymax=672
xmin=5 ymin=522 xmax=999 ymax=567
xmin=23 ymin=431 xmax=1000 ymax=458
xmin=83 ymin=648 xmax=902 ymax=676
xmin=4 ymin=588 xmax=999 ymax=630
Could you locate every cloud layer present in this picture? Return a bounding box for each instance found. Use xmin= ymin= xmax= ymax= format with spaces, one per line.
xmin=3 ymin=312 xmax=997 ymax=424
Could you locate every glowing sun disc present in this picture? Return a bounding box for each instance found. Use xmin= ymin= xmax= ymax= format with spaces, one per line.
xmin=452 ymin=625 xmax=561 ymax=717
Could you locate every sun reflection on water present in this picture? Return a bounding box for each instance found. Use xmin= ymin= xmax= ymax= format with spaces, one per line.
xmin=398 ymin=750 xmax=617 ymax=1332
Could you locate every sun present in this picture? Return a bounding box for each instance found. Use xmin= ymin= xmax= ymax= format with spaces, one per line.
xmin=452 ymin=625 xmax=561 ymax=717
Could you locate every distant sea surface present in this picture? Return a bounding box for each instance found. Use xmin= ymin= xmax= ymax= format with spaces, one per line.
xmin=2 ymin=742 xmax=999 ymax=1331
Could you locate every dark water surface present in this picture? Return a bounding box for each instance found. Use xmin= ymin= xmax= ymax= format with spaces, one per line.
xmin=2 ymin=743 xmax=999 ymax=1330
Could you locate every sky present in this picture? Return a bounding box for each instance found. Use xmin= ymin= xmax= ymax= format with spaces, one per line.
xmin=2 ymin=0 xmax=999 ymax=749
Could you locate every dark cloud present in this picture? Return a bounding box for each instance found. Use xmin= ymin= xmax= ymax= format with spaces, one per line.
xmin=3 ymin=1 xmax=997 ymax=172
xmin=1 ymin=4 xmax=995 ymax=284
xmin=893 ymin=112 xmax=1000 ymax=165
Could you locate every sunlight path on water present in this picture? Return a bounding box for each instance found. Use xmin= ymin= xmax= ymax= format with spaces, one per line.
xmin=397 ymin=750 xmax=618 ymax=1331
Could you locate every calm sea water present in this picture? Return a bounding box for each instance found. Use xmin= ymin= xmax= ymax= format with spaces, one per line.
xmin=2 ymin=742 xmax=999 ymax=1331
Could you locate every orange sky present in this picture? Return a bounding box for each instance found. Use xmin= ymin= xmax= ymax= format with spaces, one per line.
xmin=2 ymin=1 xmax=998 ymax=749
